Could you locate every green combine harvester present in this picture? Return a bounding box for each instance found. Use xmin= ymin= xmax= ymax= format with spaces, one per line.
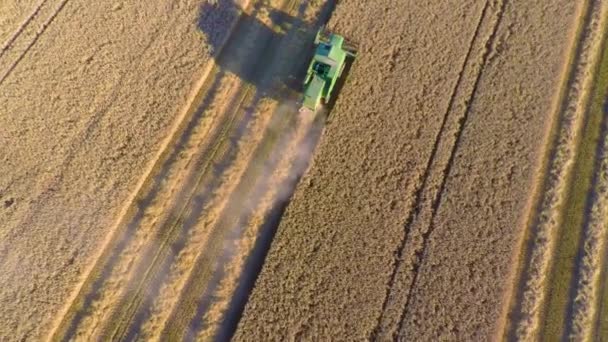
xmin=300 ymin=27 xmax=357 ymax=113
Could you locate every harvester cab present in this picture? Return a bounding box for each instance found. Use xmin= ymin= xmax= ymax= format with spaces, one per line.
xmin=300 ymin=27 xmax=357 ymax=113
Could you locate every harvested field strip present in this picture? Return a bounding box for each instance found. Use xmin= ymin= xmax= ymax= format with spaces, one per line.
xmin=541 ymin=19 xmax=608 ymax=341
xmin=368 ymin=0 xmax=504 ymax=339
xmin=187 ymin=106 xmax=298 ymax=341
xmin=104 ymin=86 xmax=261 ymax=341
xmin=567 ymin=24 xmax=608 ymax=340
xmin=159 ymin=102 xmax=295 ymax=341
xmin=159 ymin=4 xmax=321 ymax=340
xmin=47 ymin=1 xmax=257 ymax=338
xmin=0 ymin=0 xmax=69 ymax=86
xmin=596 ymin=152 xmax=608 ymax=340
xmin=50 ymin=0 xmax=326 ymax=339
xmin=0 ymin=0 xmax=48 ymax=58
xmin=504 ymin=0 xmax=608 ymax=340
xmin=202 ymin=112 xmax=321 ymax=342
xmin=122 ymin=97 xmax=275 ymax=342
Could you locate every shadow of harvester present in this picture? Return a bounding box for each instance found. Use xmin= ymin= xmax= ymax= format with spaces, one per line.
xmin=197 ymin=0 xmax=322 ymax=101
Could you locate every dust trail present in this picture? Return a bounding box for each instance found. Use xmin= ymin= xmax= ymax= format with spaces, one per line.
xmin=569 ymin=108 xmax=608 ymax=340
xmin=192 ymin=103 xmax=321 ymax=341
xmin=508 ymin=1 xmax=608 ymax=340
xmin=128 ymin=96 xmax=275 ymax=342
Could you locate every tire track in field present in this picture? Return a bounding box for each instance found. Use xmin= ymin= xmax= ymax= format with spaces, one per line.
xmin=367 ymin=0 xmax=503 ymax=340
xmin=116 ymin=93 xmax=274 ymax=342
xmin=0 ymin=0 xmax=69 ymax=86
xmin=104 ymin=87 xmax=266 ymax=341
xmin=0 ymin=0 xmax=49 ymax=59
xmin=47 ymin=1 xmax=260 ymax=338
xmin=502 ymin=0 xmax=608 ymax=340
xmin=394 ymin=1 xmax=506 ymax=338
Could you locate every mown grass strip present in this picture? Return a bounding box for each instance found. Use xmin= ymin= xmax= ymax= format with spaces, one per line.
xmin=539 ymin=18 xmax=608 ymax=342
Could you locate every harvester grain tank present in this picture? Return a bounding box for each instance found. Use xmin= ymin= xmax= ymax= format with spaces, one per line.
xmin=300 ymin=27 xmax=357 ymax=113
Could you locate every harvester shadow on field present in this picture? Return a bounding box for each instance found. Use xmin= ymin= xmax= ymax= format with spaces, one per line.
xmin=198 ymin=0 xmax=323 ymax=101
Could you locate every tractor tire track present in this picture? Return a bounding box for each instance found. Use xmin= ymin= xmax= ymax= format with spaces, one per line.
xmin=367 ymin=1 xmax=505 ymax=340
xmin=395 ymin=0 xmax=507 ymax=339
xmin=0 ymin=0 xmax=69 ymax=87
xmin=503 ymin=0 xmax=608 ymax=340
xmin=0 ymin=0 xmax=49 ymax=59
xmin=0 ymin=1 xmax=187 ymax=266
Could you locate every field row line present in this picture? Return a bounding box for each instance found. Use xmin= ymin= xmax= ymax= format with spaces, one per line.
xmin=503 ymin=0 xmax=608 ymax=340
xmin=0 ymin=0 xmax=49 ymax=59
xmin=368 ymin=0 xmax=503 ymax=340
xmin=0 ymin=0 xmax=69 ymax=87
xmin=394 ymin=0 xmax=507 ymax=337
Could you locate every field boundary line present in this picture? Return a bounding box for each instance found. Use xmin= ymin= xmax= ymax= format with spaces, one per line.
xmin=0 ymin=0 xmax=49 ymax=59
xmin=502 ymin=0 xmax=608 ymax=340
xmin=44 ymin=1 xmax=256 ymax=340
xmin=0 ymin=0 xmax=69 ymax=87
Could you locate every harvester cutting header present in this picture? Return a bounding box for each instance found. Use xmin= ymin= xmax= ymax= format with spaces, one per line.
xmin=300 ymin=27 xmax=357 ymax=113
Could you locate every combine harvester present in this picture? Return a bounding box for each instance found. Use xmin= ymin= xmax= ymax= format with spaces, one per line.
xmin=300 ymin=27 xmax=357 ymax=114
